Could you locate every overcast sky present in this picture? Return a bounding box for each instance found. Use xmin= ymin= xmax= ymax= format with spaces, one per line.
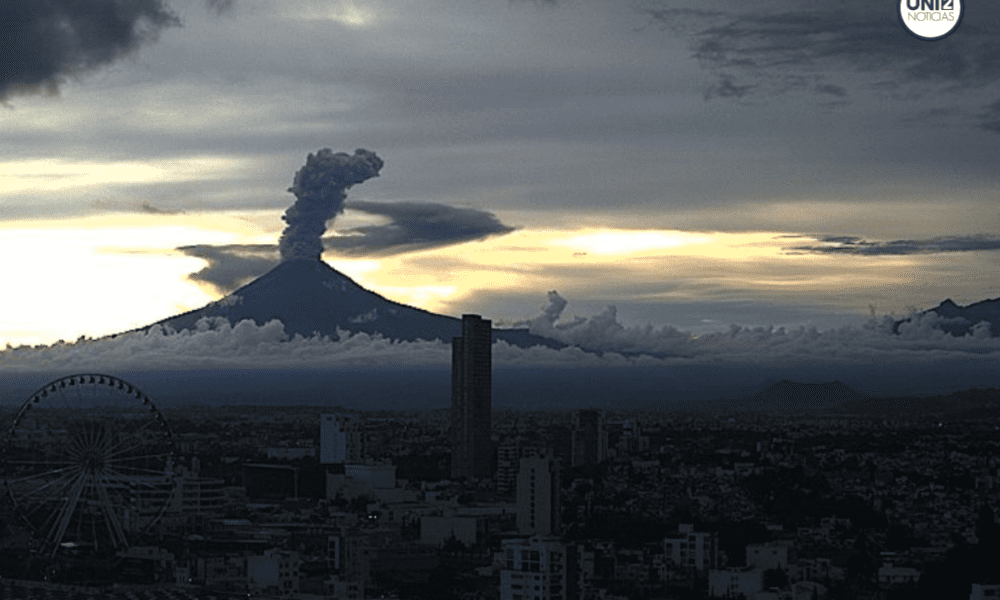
xmin=3 ymin=0 xmax=1000 ymax=396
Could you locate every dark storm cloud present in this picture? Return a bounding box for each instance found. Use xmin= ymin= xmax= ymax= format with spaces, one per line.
xmin=328 ymin=201 xmax=516 ymax=256
xmin=178 ymin=244 xmax=278 ymax=293
xmin=816 ymin=83 xmax=848 ymax=98
xmin=205 ymin=0 xmax=236 ymax=15
xmin=978 ymin=100 xmax=1000 ymax=133
xmin=703 ymin=75 xmax=754 ymax=100
xmin=507 ymin=0 xmax=559 ymax=5
xmin=0 ymin=0 xmax=180 ymax=102
xmin=645 ymin=0 xmax=1000 ymax=130
xmin=791 ymin=234 xmax=1000 ymax=256
xmin=92 ymin=199 xmax=185 ymax=214
xmin=140 ymin=202 xmax=185 ymax=215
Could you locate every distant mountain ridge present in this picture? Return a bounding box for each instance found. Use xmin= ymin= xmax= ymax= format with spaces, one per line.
xmin=699 ymin=381 xmax=1000 ymax=418
xmin=894 ymin=297 xmax=1000 ymax=336
xmin=828 ymin=387 xmax=1000 ymax=420
xmin=748 ymin=380 xmax=866 ymax=412
xmin=138 ymin=259 xmax=560 ymax=348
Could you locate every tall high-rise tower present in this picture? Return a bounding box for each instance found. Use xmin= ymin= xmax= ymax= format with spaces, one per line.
xmin=571 ymin=409 xmax=608 ymax=467
xmin=451 ymin=314 xmax=492 ymax=479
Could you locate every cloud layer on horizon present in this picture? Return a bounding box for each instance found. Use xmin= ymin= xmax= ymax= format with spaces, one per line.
xmin=516 ymin=291 xmax=1000 ymax=356
xmin=789 ymin=234 xmax=1000 ymax=256
xmin=328 ymin=201 xmax=515 ymax=256
xmin=4 ymin=294 xmax=999 ymax=378
xmin=177 ymin=243 xmax=279 ymax=292
xmin=646 ymin=0 xmax=1000 ymax=132
xmin=177 ymin=201 xmax=516 ymax=292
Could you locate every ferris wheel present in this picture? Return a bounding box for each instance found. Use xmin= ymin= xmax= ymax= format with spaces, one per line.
xmin=2 ymin=374 xmax=176 ymax=558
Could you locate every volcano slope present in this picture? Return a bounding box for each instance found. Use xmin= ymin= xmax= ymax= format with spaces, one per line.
xmin=143 ymin=258 xmax=559 ymax=348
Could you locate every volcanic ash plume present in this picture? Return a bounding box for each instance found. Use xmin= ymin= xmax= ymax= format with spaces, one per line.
xmin=279 ymin=148 xmax=384 ymax=261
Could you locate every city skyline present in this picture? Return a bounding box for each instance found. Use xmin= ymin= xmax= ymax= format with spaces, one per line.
xmin=3 ymin=378 xmax=996 ymax=596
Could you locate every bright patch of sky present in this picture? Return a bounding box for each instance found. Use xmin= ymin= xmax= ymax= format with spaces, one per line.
xmin=4 ymin=211 xmax=999 ymax=347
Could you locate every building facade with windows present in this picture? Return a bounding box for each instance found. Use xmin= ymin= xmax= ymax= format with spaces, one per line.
xmin=517 ymin=452 xmax=561 ymax=536
xmin=321 ymin=413 xmax=363 ymax=465
xmin=499 ymin=536 xmax=576 ymax=600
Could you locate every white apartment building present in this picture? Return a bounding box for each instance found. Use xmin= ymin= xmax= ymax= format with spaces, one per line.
xmin=499 ymin=536 xmax=572 ymax=600
xmin=517 ymin=453 xmax=561 ymax=536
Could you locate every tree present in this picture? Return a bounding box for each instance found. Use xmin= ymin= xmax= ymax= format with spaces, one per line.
xmin=976 ymin=503 xmax=1000 ymax=551
xmin=442 ymin=533 xmax=471 ymax=555
xmin=846 ymin=530 xmax=878 ymax=589
xmin=763 ymin=567 xmax=788 ymax=589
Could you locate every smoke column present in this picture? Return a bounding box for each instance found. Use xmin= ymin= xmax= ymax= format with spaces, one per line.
xmin=279 ymin=148 xmax=384 ymax=261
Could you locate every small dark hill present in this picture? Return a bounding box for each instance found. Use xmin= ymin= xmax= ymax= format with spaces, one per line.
xmin=830 ymin=387 xmax=1000 ymax=420
xmin=138 ymin=258 xmax=560 ymax=348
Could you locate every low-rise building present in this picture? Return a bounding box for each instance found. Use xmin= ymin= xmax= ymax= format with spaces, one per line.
xmin=664 ymin=524 xmax=720 ymax=572
xmin=877 ymin=562 xmax=920 ymax=588
xmin=708 ymin=567 xmax=764 ymax=599
xmin=746 ymin=541 xmax=794 ymax=571
xmin=971 ymin=583 xmax=1000 ymax=600
xmin=247 ymin=549 xmax=300 ymax=597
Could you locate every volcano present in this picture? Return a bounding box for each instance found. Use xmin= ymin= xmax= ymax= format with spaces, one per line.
xmin=141 ymin=259 xmax=559 ymax=347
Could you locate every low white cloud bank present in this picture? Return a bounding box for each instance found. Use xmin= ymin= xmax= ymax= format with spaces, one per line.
xmin=1 ymin=319 xmax=445 ymax=372
xmin=515 ymin=291 xmax=1000 ymax=363
xmin=0 ymin=318 xmax=641 ymax=373
xmin=2 ymin=292 xmax=1000 ymax=376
